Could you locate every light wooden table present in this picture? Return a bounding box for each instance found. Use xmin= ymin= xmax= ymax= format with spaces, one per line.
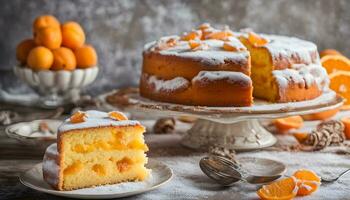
xmin=1 ymin=117 xmax=350 ymax=200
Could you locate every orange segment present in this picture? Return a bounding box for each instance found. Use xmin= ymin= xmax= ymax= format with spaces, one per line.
xmin=206 ymin=30 xmax=233 ymax=40
xmin=341 ymin=117 xmax=350 ymax=140
xmin=293 ymin=132 xmax=309 ymax=143
xmin=321 ymin=55 xmax=350 ymax=74
xmin=109 ymin=111 xmax=128 ymax=121
xmin=197 ymin=23 xmax=211 ymax=31
xmin=273 ymin=116 xmax=304 ymax=133
xmin=222 ymin=42 xmax=238 ymax=52
xmin=301 ymin=108 xmax=339 ymax=121
xmin=181 ymin=31 xmax=202 ymax=41
xmin=188 ymin=40 xmax=201 ymax=49
xmin=248 ymin=32 xmax=268 ymax=47
xmin=319 ymin=49 xmax=342 ymax=58
xmin=257 ymin=177 xmax=298 ymax=200
xmin=329 ymin=71 xmax=350 ymax=105
xmin=70 ymin=111 xmax=86 ymax=123
xmin=293 ymin=169 xmax=321 ymax=196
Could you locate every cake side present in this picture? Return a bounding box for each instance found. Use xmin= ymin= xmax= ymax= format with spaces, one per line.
xmin=42 ymin=143 xmax=62 ymax=190
xmin=140 ymin=71 xmax=253 ymax=106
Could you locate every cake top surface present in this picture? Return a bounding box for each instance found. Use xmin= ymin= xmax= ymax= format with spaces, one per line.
xmin=144 ymin=24 xmax=250 ymax=66
xmin=58 ymin=110 xmax=141 ymax=134
xmin=239 ymin=32 xmax=319 ymax=65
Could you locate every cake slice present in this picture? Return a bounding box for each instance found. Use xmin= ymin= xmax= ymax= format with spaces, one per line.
xmin=239 ymin=32 xmax=329 ymax=102
xmin=43 ymin=110 xmax=149 ymax=191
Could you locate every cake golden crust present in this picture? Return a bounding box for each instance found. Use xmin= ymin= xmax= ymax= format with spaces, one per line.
xmin=140 ymin=71 xmax=253 ymax=106
xmin=139 ymin=24 xmax=329 ymax=106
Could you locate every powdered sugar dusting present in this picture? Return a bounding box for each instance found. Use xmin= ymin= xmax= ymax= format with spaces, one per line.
xmin=144 ymin=36 xmax=249 ymax=66
xmin=192 ymin=71 xmax=251 ymax=87
xmin=145 ymin=74 xmax=190 ymax=92
xmin=58 ymin=110 xmax=141 ymax=134
xmin=264 ymin=34 xmax=319 ymax=66
xmin=273 ymin=63 xmax=329 ymax=91
xmin=42 ymin=143 xmax=59 ymax=187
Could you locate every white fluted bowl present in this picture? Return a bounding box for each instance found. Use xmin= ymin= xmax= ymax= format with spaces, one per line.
xmin=14 ymin=65 xmax=99 ymax=107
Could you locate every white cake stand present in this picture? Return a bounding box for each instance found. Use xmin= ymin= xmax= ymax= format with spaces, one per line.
xmin=100 ymin=90 xmax=344 ymax=151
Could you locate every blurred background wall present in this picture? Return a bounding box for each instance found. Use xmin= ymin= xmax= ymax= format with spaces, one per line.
xmin=0 ymin=0 xmax=349 ymax=94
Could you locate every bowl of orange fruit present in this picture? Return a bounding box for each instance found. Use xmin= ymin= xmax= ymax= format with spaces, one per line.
xmin=14 ymin=15 xmax=98 ymax=107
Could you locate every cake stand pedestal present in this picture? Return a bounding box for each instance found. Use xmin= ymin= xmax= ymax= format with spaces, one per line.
xmin=100 ymin=90 xmax=343 ymax=151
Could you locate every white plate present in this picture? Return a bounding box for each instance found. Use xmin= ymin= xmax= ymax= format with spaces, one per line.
xmin=20 ymin=159 xmax=173 ymax=199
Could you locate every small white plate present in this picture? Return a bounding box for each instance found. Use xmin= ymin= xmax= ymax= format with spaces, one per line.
xmin=20 ymin=159 xmax=173 ymax=199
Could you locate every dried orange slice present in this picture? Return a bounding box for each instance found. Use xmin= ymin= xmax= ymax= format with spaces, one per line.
xmin=293 ymin=169 xmax=321 ymax=196
xmin=257 ymin=177 xmax=298 ymax=200
xmin=319 ymin=49 xmax=342 ymax=58
xmin=273 ymin=116 xmax=303 ymax=133
xmin=222 ymin=42 xmax=238 ymax=52
xmin=188 ymin=40 xmax=201 ymax=49
xmin=70 ymin=111 xmax=86 ymax=123
xmin=206 ymin=30 xmax=233 ymax=40
xmin=341 ymin=117 xmax=350 ymax=140
xmin=181 ymin=31 xmax=202 ymax=41
xmin=329 ymin=71 xmax=350 ymax=105
xmin=301 ymin=108 xmax=339 ymax=121
xmin=109 ymin=111 xmax=128 ymax=121
xmin=321 ymin=55 xmax=350 ymax=74
xmin=248 ymin=32 xmax=268 ymax=47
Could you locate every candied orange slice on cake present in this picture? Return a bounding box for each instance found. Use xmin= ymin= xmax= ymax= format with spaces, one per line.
xmin=321 ymin=55 xmax=350 ymax=74
xmin=248 ymin=32 xmax=268 ymax=47
xmin=257 ymin=177 xmax=298 ymax=200
xmin=273 ymin=116 xmax=304 ymax=133
xmin=293 ymin=169 xmax=321 ymax=196
xmin=222 ymin=42 xmax=239 ymax=52
xmin=181 ymin=30 xmax=202 ymax=41
xmin=329 ymin=71 xmax=350 ymax=105
xmin=109 ymin=111 xmax=128 ymax=121
xmin=70 ymin=111 xmax=86 ymax=123
xmin=188 ymin=40 xmax=201 ymax=49
xmin=319 ymin=49 xmax=342 ymax=58
xmin=206 ymin=30 xmax=233 ymax=40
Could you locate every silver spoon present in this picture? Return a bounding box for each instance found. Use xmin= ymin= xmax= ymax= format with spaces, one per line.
xmin=200 ymin=156 xmax=282 ymax=185
xmin=202 ymin=156 xmax=350 ymax=185
xmin=320 ymin=168 xmax=350 ymax=183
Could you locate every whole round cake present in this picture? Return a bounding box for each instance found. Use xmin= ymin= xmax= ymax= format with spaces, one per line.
xmin=140 ymin=23 xmax=329 ymax=107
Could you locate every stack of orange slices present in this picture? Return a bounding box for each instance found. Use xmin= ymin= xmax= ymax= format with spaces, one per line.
xmin=257 ymin=169 xmax=321 ymax=200
xmin=320 ymin=49 xmax=350 ymax=110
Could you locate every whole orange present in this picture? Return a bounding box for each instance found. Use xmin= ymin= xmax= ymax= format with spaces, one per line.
xmin=51 ymin=47 xmax=77 ymax=71
xmin=61 ymin=21 xmax=85 ymax=49
xmin=27 ymin=46 xmax=53 ymax=70
xmin=16 ymin=39 xmax=36 ymax=65
xmin=35 ymin=26 xmax=62 ymax=49
xmin=74 ymin=45 xmax=98 ymax=68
